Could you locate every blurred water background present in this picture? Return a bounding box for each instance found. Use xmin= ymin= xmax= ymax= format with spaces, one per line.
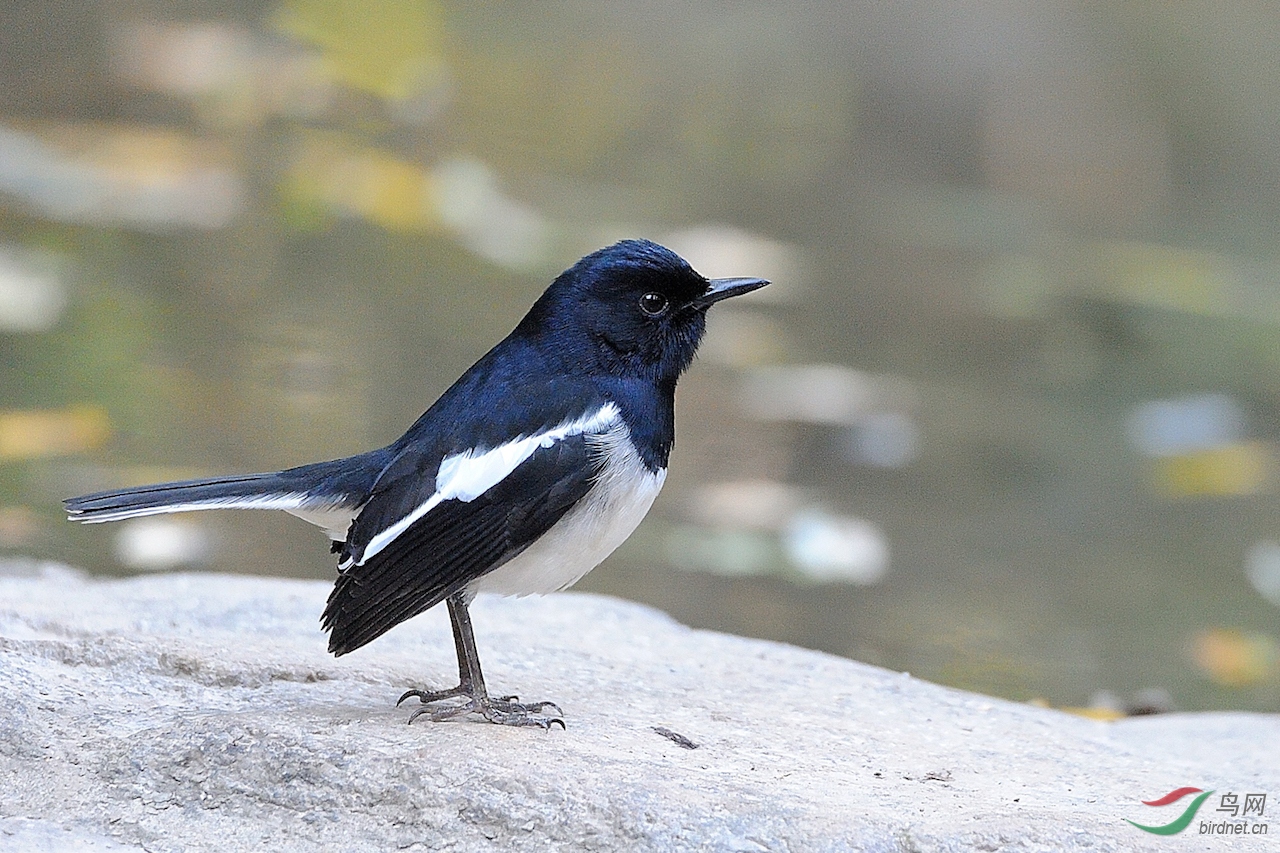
xmin=2 ymin=0 xmax=1278 ymax=714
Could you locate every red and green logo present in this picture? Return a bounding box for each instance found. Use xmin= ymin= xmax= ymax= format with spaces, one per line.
xmin=1127 ymin=787 xmax=1214 ymax=835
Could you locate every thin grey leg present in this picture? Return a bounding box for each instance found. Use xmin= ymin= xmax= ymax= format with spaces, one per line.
xmin=397 ymin=592 xmax=564 ymax=729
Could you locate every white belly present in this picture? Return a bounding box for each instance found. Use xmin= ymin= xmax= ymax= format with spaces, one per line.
xmin=469 ymin=426 xmax=666 ymax=597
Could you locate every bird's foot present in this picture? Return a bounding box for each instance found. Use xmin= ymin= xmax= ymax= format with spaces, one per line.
xmin=398 ymin=687 xmax=564 ymax=728
xmin=397 ymin=685 xmax=466 ymax=705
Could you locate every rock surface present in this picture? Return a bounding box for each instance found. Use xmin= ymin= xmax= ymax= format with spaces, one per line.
xmin=0 ymin=563 xmax=1274 ymax=852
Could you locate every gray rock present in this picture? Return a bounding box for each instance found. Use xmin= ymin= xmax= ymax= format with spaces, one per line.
xmin=0 ymin=564 xmax=1274 ymax=852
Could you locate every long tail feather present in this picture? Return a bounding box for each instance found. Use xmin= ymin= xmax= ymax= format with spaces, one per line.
xmin=65 ymin=472 xmax=314 ymax=523
xmin=64 ymin=450 xmax=393 ymax=538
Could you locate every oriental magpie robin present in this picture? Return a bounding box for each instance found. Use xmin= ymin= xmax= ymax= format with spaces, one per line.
xmin=65 ymin=239 xmax=768 ymax=728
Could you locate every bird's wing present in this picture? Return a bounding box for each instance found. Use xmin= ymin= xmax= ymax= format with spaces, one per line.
xmin=322 ymin=404 xmax=620 ymax=654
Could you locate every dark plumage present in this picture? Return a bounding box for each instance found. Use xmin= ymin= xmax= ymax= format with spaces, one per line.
xmin=66 ymin=239 xmax=767 ymax=727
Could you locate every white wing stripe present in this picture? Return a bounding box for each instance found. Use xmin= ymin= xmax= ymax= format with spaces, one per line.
xmin=357 ymin=403 xmax=622 ymax=565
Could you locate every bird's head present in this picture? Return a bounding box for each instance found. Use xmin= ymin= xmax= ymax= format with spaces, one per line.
xmin=519 ymin=239 xmax=768 ymax=382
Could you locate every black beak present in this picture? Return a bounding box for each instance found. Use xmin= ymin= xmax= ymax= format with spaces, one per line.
xmin=693 ymin=277 xmax=770 ymax=308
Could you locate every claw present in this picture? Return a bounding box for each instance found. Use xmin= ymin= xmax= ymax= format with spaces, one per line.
xmin=407 ymin=701 xmax=471 ymax=725
xmin=404 ymin=692 xmax=566 ymax=728
xmin=513 ymin=700 xmax=562 ymax=717
xmin=397 ymin=594 xmax=567 ymax=729
xmin=488 ymin=695 xmax=563 ymax=717
xmin=398 ymin=685 xmax=465 ymax=706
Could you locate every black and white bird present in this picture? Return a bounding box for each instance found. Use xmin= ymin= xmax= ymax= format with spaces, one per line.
xmin=65 ymin=239 xmax=767 ymax=728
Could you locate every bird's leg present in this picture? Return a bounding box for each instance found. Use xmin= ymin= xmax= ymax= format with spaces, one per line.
xmin=398 ymin=592 xmax=564 ymax=728
xmin=396 ymin=592 xmax=473 ymax=707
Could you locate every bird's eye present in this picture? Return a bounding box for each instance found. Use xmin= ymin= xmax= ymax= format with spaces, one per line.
xmin=639 ymin=292 xmax=669 ymax=316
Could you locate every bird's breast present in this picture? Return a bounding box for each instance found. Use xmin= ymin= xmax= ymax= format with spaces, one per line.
xmin=469 ymin=423 xmax=666 ymax=597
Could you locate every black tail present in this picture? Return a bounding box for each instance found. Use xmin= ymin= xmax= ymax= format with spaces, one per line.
xmin=65 ymin=450 xmax=393 ymax=535
xmin=65 ymin=471 xmax=308 ymax=523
